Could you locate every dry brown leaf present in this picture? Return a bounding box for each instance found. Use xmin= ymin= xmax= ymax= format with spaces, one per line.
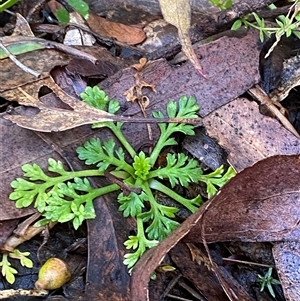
xmin=87 ymin=11 xmax=146 ymax=45
xmin=185 ymin=155 xmax=300 ymax=243
xmin=200 ymin=97 xmax=300 ymax=172
xmin=131 ymin=155 xmax=300 ymax=301
xmin=3 ymin=77 xmax=193 ymax=132
xmin=158 ymin=0 xmax=206 ymax=78
xmin=12 ymin=13 xmax=34 ymax=36
xmin=273 ymin=241 xmax=300 ymax=301
xmin=2 ymin=77 xmax=133 ymax=131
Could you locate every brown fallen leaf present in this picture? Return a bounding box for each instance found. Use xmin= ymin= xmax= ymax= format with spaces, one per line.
xmin=272 ymin=241 xmax=300 ymax=301
xmin=3 ymin=77 xmax=199 ymax=132
xmin=0 ymin=36 xmax=97 ymax=64
xmin=99 ymin=28 xmax=261 ymax=118
xmin=87 ymin=11 xmax=146 ymax=45
xmin=158 ymin=0 xmax=206 ymax=78
xmin=131 ymin=155 xmax=300 ymax=300
xmin=201 ymin=98 xmax=300 ymax=172
xmin=185 ymin=155 xmax=300 ymax=243
xmin=86 ymin=191 xmax=132 ymax=301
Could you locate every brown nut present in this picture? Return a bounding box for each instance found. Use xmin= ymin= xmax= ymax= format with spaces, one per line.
xmin=35 ymin=258 xmax=71 ymax=290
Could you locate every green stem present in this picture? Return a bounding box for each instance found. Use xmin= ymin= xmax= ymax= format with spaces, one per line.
xmin=149 ymin=179 xmax=200 ymax=213
xmin=106 ymin=154 xmax=134 ymax=175
xmin=89 ymin=183 xmax=121 ymax=198
xmin=0 ymin=0 xmax=20 ymax=12
xmin=66 ymin=169 xmax=104 ymax=178
xmin=149 ymin=126 xmax=175 ymax=166
xmin=141 ymin=182 xmax=162 ymax=214
xmin=243 ymin=20 xmax=278 ymax=32
xmin=108 ymin=123 xmax=137 ymax=159
xmin=37 ymin=169 xmax=104 ymax=192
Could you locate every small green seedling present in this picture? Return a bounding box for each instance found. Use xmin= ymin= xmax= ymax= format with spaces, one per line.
xmin=8 ymin=86 xmax=235 ymax=281
xmin=209 ymin=0 xmax=233 ymax=11
xmin=232 ymin=1 xmax=300 ymax=42
xmin=257 ymin=267 xmax=281 ymax=298
xmin=56 ymin=0 xmax=89 ymax=23
xmin=0 ymin=250 xmax=33 ymax=284
xmin=0 ymin=0 xmax=20 ymax=12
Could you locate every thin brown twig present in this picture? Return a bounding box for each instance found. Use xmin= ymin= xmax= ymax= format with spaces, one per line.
xmin=0 ymin=39 xmax=40 ymax=77
xmin=248 ymin=85 xmax=300 ymax=139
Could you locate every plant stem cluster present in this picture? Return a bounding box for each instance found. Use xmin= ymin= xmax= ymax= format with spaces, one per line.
xmin=8 ymin=86 xmax=235 ymax=277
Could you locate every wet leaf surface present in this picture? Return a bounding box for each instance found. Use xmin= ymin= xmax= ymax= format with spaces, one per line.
xmin=100 ymin=28 xmax=261 ymax=118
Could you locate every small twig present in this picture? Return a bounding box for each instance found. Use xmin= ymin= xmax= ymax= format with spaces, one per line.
xmin=0 ymin=220 xmax=57 ymax=253
xmin=248 ymin=85 xmax=300 ymax=139
xmin=178 ymin=279 xmax=207 ymax=301
xmin=222 ymin=257 xmax=274 ymax=268
xmin=265 ymin=1 xmax=300 ymax=58
xmin=165 ymin=294 xmax=193 ymax=301
xmin=0 ymin=39 xmax=40 ymax=77
xmin=162 ymin=274 xmax=182 ymax=298
xmin=104 ymin=169 xmax=141 ymax=195
xmin=0 ymin=289 xmax=48 ymax=300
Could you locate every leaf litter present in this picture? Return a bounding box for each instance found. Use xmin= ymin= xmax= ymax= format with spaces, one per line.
xmin=131 ymin=155 xmax=300 ymax=301
xmin=0 ymin=1 xmax=299 ymax=300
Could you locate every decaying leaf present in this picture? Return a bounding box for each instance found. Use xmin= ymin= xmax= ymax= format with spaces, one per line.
xmin=201 ymin=98 xmax=300 ymax=172
xmin=3 ymin=77 xmax=197 ymax=132
xmin=124 ymin=58 xmax=156 ymax=106
xmin=87 ymin=11 xmax=146 ymax=45
xmin=3 ymin=78 xmax=130 ymax=131
xmin=185 ymin=155 xmax=300 ymax=243
xmin=131 ymin=155 xmax=300 ymax=301
xmin=0 ymin=36 xmax=97 ymax=63
xmin=158 ymin=0 xmax=206 ymax=77
xmin=273 ymin=241 xmax=300 ymax=301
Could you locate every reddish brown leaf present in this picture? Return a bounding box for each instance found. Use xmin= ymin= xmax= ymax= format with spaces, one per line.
xmin=87 ymin=11 xmax=146 ymax=45
xmin=201 ymin=98 xmax=300 ymax=172
xmin=86 ymin=192 xmax=131 ymax=301
xmin=185 ymin=155 xmax=300 ymax=243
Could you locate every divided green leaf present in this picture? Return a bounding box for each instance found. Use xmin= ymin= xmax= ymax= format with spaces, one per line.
xmin=8 ymin=86 xmax=235 ymax=277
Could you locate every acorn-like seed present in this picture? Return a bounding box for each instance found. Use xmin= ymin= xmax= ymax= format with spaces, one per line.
xmin=35 ymin=258 xmax=71 ymax=290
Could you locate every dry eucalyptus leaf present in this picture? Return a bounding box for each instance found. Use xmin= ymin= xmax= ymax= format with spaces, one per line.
xmin=3 ymin=77 xmax=122 ymax=132
xmin=158 ymin=0 xmax=206 ymax=77
xmin=273 ymin=241 xmax=300 ymax=301
xmin=3 ymin=77 xmax=192 ymax=132
xmin=185 ymin=155 xmax=300 ymax=243
xmin=12 ymin=13 xmax=34 ymax=36
xmin=87 ymin=11 xmax=146 ymax=45
xmin=201 ymin=97 xmax=300 ymax=172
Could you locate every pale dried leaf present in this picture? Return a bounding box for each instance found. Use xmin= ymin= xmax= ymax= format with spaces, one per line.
xmin=158 ymin=0 xmax=206 ymax=77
